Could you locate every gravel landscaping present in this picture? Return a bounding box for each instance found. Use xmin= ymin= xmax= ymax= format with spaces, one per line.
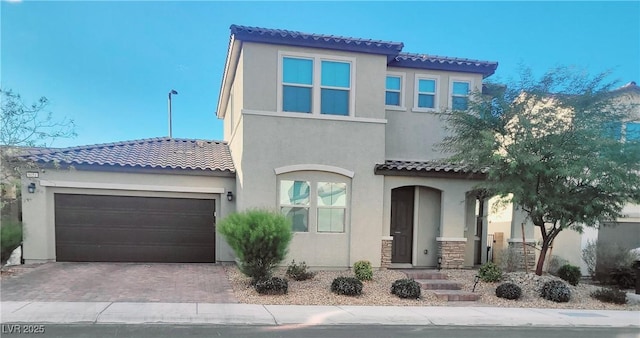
xmin=225 ymin=265 xmax=640 ymax=310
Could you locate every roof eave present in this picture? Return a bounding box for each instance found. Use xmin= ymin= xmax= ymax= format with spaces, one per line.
xmin=389 ymin=59 xmax=498 ymax=78
xmin=233 ymin=31 xmax=403 ymax=57
xmin=216 ymin=35 xmax=242 ymax=119
xmin=31 ymin=161 xmax=237 ymax=178
xmin=374 ymin=168 xmax=487 ymax=180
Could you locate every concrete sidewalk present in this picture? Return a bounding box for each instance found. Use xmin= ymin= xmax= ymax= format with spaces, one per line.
xmin=1 ymin=301 xmax=639 ymax=327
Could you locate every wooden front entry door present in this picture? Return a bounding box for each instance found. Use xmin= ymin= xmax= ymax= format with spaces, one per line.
xmin=391 ymin=186 xmax=414 ymax=263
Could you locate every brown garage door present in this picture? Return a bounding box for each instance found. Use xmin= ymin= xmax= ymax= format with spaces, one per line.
xmin=54 ymin=193 xmax=216 ymax=263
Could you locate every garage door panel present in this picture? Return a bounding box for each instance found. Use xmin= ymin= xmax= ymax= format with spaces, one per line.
xmin=55 ymin=193 xmax=216 ymax=263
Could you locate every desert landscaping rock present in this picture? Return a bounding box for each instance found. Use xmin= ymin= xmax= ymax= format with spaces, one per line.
xmin=226 ymin=266 xmax=640 ymax=310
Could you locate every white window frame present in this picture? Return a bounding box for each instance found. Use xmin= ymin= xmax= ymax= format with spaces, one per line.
xmin=449 ymin=77 xmax=475 ymax=111
xmin=385 ymin=72 xmax=406 ymax=111
xmin=277 ymin=175 xmax=350 ymax=234
xmin=413 ymin=74 xmax=440 ymax=112
xmin=277 ymin=51 xmax=356 ymax=117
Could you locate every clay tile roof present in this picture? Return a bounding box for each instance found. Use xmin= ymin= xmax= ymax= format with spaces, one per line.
xmin=375 ymin=160 xmax=488 ymax=177
xmin=230 ymin=24 xmax=404 ymax=58
xmin=390 ymin=52 xmax=498 ymax=78
xmin=20 ymin=137 xmax=235 ymax=174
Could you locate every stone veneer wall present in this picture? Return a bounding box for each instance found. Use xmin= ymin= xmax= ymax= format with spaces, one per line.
xmin=507 ymin=241 xmax=536 ymax=272
xmin=438 ymin=240 xmax=466 ymax=269
xmin=380 ymin=238 xmax=392 ymax=269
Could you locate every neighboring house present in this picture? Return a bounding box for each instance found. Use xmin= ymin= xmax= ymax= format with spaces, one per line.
xmin=19 ymin=25 xmax=500 ymax=269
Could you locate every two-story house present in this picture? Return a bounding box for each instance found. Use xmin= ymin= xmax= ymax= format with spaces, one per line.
xmin=18 ymin=25 xmax=499 ymax=269
xmin=216 ymin=25 xmax=498 ymax=269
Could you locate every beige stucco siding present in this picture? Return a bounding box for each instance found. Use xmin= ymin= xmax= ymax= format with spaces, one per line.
xmin=235 ymin=113 xmax=386 ymax=267
xmin=241 ymin=42 xmax=388 ymax=119
xmin=21 ymin=169 xmax=236 ymax=263
xmin=384 ymin=67 xmax=484 ymax=161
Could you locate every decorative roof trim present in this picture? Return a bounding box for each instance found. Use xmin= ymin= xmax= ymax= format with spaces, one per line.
xmin=230 ymin=25 xmax=404 ymax=59
xmin=374 ymin=160 xmax=488 ymax=179
xmin=390 ymin=52 xmax=498 ymax=78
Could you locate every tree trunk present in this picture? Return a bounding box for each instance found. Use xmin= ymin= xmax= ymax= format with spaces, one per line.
xmin=535 ymin=239 xmax=550 ymax=276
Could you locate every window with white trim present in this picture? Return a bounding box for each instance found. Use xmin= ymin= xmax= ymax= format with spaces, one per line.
xmin=450 ymin=80 xmax=471 ymax=110
xmin=414 ymin=75 xmax=439 ymax=111
xmin=385 ymin=74 xmax=404 ymax=108
xmin=280 ymin=180 xmax=310 ymax=232
xmin=279 ymin=177 xmax=349 ymax=233
xmin=280 ymin=54 xmax=353 ymax=116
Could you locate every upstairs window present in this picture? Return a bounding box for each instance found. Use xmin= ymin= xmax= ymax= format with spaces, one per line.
xmin=385 ymin=75 xmax=403 ymax=107
xmin=321 ymin=61 xmax=350 ymax=115
xmin=279 ymin=54 xmax=354 ymax=116
xmin=626 ymin=122 xmax=640 ymax=141
xmin=282 ymin=57 xmax=313 ymax=113
xmin=414 ymin=75 xmax=439 ymax=111
xmin=451 ymin=80 xmax=471 ymax=110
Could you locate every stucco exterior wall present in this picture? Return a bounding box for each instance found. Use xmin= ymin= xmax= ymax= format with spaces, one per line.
xmin=20 ymin=168 xmax=236 ymax=263
xmin=235 ymin=113 xmax=386 ymax=268
xmin=241 ymin=42 xmax=388 ymax=119
xmin=384 ymin=67 xmax=484 ymax=161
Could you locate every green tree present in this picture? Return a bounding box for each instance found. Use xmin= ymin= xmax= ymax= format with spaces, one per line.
xmin=439 ymin=67 xmax=640 ymax=275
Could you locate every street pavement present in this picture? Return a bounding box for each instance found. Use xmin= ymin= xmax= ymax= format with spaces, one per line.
xmin=1 ymin=301 xmax=639 ymax=327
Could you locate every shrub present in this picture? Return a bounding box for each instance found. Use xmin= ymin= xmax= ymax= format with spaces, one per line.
xmin=478 ymin=262 xmax=502 ymax=282
xmin=255 ymin=277 xmax=288 ymax=295
xmin=353 ymin=260 xmax=373 ymax=281
xmin=495 ymin=282 xmax=522 ymax=300
xmin=391 ymin=279 xmax=421 ymax=299
xmin=286 ymin=260 xmax=315 ymax=281
xmin=540 ymin=280 xmax=571 ymax=303
xmin=557 ymin=264 xmax=581 ymax=286
xmin=217 ymin=209 xmax=293 ymax=284
xmin=331 ymin=276 xmax=363 ymax=296
xmin=609 ymin=266 xmax=636 ymax=289
xmin=1 ymin=218 xmax=22 ymax=264
xmin=583 ymin=240 xmax=639 ymax=283
xmin=590 ymin=287 xmax=627 ymax=305
xmin=547 ymin=255 xmax=569 ymax=276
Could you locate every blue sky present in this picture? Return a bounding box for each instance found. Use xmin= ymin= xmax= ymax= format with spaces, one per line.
xmin=2 ymin=1 xmax=639 ymax=148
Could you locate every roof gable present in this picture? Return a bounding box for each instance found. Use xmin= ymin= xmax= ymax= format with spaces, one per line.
xmin=20 ymin=137 xmax=235 ymax=175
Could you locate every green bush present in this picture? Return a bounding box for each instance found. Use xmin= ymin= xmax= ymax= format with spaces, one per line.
xmin=1 ymin=218 xmax=22 ymax=264
xmin=478 ymin=262 xmax=502 ymax=282
xmin=353 ymin=260 xmax=373 ymax=281
xmin=590 ymin=287 xmax=627 ymax=305
xmin=286 ymin=260 xmax=315 ymax=281
xmin=331 ymin=276 xmax=363 ymax=296
xmin=540 ymin=280 xmax=571 ymax=303
xmin=217 ymin=209 xmax=293 ymax=284
xmin=495 ymin=282 xmax=522 ymax=300
xmin=547 ymin=255 xmax=570 ymax=276
xmin=391 ymin=278 xmax=421 ymax=299
xmin=609 ymin=266 xmax=636 ymax=289
xmin=557 ymin=264 xmax=581 ymax=286
xmin=255 ymin=277 xmax=288 ymax=295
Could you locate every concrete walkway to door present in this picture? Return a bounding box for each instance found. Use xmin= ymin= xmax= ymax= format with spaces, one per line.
xmin=0 ymin=263 xmax=238 ymax=303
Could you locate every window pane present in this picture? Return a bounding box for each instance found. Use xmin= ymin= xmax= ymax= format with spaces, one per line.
xmin=418 ymin=94 xmax=435 ymax=108
xmin=453 ymin=81 xmax=470 ymax=95
xmin=321 ymin=61 xmax=350 ymax=88
xmin=604 ymin=122 xmax=622 ymax=140
xmin=385 ymin=92 xmax=400 ymax=106
xmin=321 ymin=88 xmax=349 ymax=115
xmin=452 ymin=96 xmax=469 ymax=110
xmin=317 ymin=208 xmax=345 ymax=233
xmin=283 ymin=57 xmax=313 ymax=85
xmin=626 ymin=122 xmax=640 ymax=141
xmin=282 ymin=207 xmax=308 ymax=232
xmin=283 ymin=86 xmax=312 ymax=113
xmin=280 ymin=180 xmax=310 ymax=205
xmin=418 ymin=79 xmax=435 ymax=93
xmin=317 ymin=182 xmax=346 ymax=207
xmin=386 ymin=76 xmax=401 ymax=90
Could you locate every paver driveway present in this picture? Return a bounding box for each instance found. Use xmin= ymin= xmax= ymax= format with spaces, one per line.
xmin=0 ymin=262 xmax=238 ymax=303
